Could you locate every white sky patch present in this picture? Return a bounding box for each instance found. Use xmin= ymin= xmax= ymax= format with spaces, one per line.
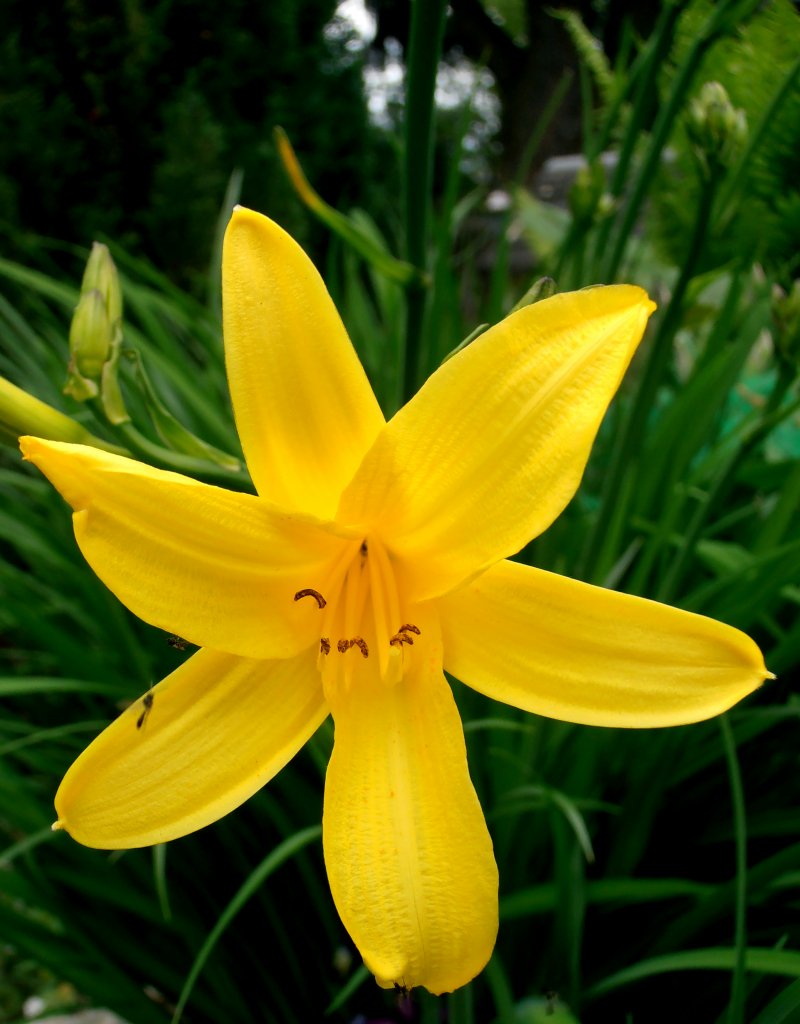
xmin=326 ymin=0 xmax=500 ymax=179
xmin=325 ymin=0 xmax=377 ymax=53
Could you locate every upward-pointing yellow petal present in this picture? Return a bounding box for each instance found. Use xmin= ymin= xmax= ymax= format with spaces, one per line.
xmin=223 ymin=208 xmax=384 ymax=516
xmin=338 ymin=286 xmax=656 ymax=600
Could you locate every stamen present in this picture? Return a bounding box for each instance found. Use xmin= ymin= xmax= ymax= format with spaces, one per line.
xmin=320 ymin=637 xmax=331 ymax=655
xmin=337 ymin=636 xmax=369 ymax=658
xmin=390 ymin=622 xmax=421 ymax=648
xmin=294 ymin=588 xmax=326 ymax=608
xmin=390 ymin=632 xmax=414 ymax=648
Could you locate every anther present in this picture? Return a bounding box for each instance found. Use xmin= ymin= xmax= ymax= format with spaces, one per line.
xmin=294 ymin=588 xmax=326 ymax=608
xmin=320 ymin=637 xmax=331 ymax=656
xmin=337 ymin=636 xmax=369 ymax=658
xmin=390 ymin=622 xmax=421 ymax=647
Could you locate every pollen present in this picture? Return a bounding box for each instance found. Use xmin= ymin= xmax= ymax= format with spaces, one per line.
xmin=305 ymin=536 xmax=414 ymax=695
xmin=390 ymin=623 xmax=421 ymax=648
xmin=337 ymin=636 xmax=369 ymax=658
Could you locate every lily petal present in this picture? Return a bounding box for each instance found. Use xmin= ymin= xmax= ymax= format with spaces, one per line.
xmin=21 ymin=437 xmax=344 ymax=660
xmin=440 ymin=559 xmax=769 ymax=728
xmin=54 ymin=646 xmax=327 ymax=848
xmin=223 ymin=207 xmax=385 ymax=516
xmin=322 ymin=615 xmax=498 ymax=994
xmin=338 ymin=286 xmax=655 ymax=600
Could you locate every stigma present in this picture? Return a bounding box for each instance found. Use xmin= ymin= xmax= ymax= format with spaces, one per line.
xmin=296 ymin=537 xmax=420 ymax=695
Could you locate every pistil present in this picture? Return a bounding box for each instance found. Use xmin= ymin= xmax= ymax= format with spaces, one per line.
xmin=299 ymin=536 xmax=421 ymax=695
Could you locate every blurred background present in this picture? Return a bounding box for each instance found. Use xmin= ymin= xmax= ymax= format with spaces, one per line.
xmin=1 ymin=1 xmax=799 ymax=1022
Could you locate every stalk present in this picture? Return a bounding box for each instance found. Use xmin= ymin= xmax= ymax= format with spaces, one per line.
xmin=402 ymin=0 xmax=448 ymax=402
xmin=581 ymin=175 xmax=718 ymax=584
xmin=719 ymin=714 xmax=747 ymax=1024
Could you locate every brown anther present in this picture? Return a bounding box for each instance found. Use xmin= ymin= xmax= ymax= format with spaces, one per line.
xmin=320 ymin=637 xmax=331 ymax=656
xmin=294 ymin=588 xmax=326 ymax=608
xmin=337 ymin=636 xmax=369 ymax=658
xmin=390 ymin=632 xmax=414 ymax=648
xmin=398 ymin=623 xmax=421 ymax=635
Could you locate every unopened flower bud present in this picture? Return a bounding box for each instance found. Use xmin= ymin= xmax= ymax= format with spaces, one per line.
xmin=65 ymin=290 xmax=110 ymax=399
xmin=0 ymin=375 xmax=121 ymax=451
xmin=568 ymin=161 xmax=607 ymax=223
xmin=81 ymin=241 xmax=122 ymax=325
xmin=64 ymin=243 xmax=128 ymax=422
xmin=686 ymin=82 xmax=747 ymax=178
xmin=771 ymin=280 xmax=800 ymax=368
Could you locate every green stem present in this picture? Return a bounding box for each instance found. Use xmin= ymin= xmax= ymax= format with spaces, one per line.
xmin=114 ymin=422 xmax=251 ymax=490
xmin=602 ymin=0 xmax=758 ymax=282
xmin=719 ymin=714 xmax=747 ymax=1024
xmin=447 ymin=982 xmax=475 ymax=1024
xmin=657 ymin=366 xmax=796 ymax=603
xmin=402 ymin=0 xmax=447 ymax=402
xmin=588 ymin=0 xmax=684 ymax=277
xmin=581 ymin=175 xmax=718 ymax=583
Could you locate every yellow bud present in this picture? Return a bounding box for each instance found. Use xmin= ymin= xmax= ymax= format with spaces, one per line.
xmin=0 ymin=375 xmax=121 ymax=451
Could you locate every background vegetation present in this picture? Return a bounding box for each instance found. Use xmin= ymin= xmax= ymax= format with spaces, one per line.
xmin=0 ymin=0 xmax=799 ymax=1022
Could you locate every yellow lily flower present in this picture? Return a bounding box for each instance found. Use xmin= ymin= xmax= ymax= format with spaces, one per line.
xmin=20 ymin=207 xmax=769 ymax=995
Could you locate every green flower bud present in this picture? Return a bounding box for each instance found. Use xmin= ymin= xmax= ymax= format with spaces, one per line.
xmin=81 ymin=242 xmax=122 ymax=324
xmin=64 ymin=243 xmax=129 ymax=422
xmin=65 ymin=290 xmax=110 ymax=398
xmin=686 ymin=82 xmax=747 ymax=179
xmin=568 ymin=161 xmax=608 ymax=224
xmin=771 ymin=280 xmax=800 ymax=368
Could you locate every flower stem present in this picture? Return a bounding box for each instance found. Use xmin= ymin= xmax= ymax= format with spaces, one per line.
xmin=402 ymin=0 xmax=447 ymax=402
xmin=582 ymin=174 xmax=718 ymax=584
xmin=719 ymin=714 xmax=747 ymax=1024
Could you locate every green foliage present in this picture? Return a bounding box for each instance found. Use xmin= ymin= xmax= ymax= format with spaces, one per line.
xmin=0 ymin=0 xmax=379 ymax=285
xmin=0 ymin=1 xmax=799 ymax=1022
xmin=652 ymin=0 xmax=800 ymax=279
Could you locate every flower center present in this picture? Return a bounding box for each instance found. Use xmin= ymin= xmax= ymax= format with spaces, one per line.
xmin=294 ymin=537 xmax=418 ymax=696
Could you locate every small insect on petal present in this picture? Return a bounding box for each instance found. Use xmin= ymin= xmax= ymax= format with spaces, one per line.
xmin=136 ymin=691 xmax=154 ymax=730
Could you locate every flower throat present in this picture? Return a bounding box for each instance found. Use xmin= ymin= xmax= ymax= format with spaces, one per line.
xmin=294 ymin=537 xmax=419 ymax=696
